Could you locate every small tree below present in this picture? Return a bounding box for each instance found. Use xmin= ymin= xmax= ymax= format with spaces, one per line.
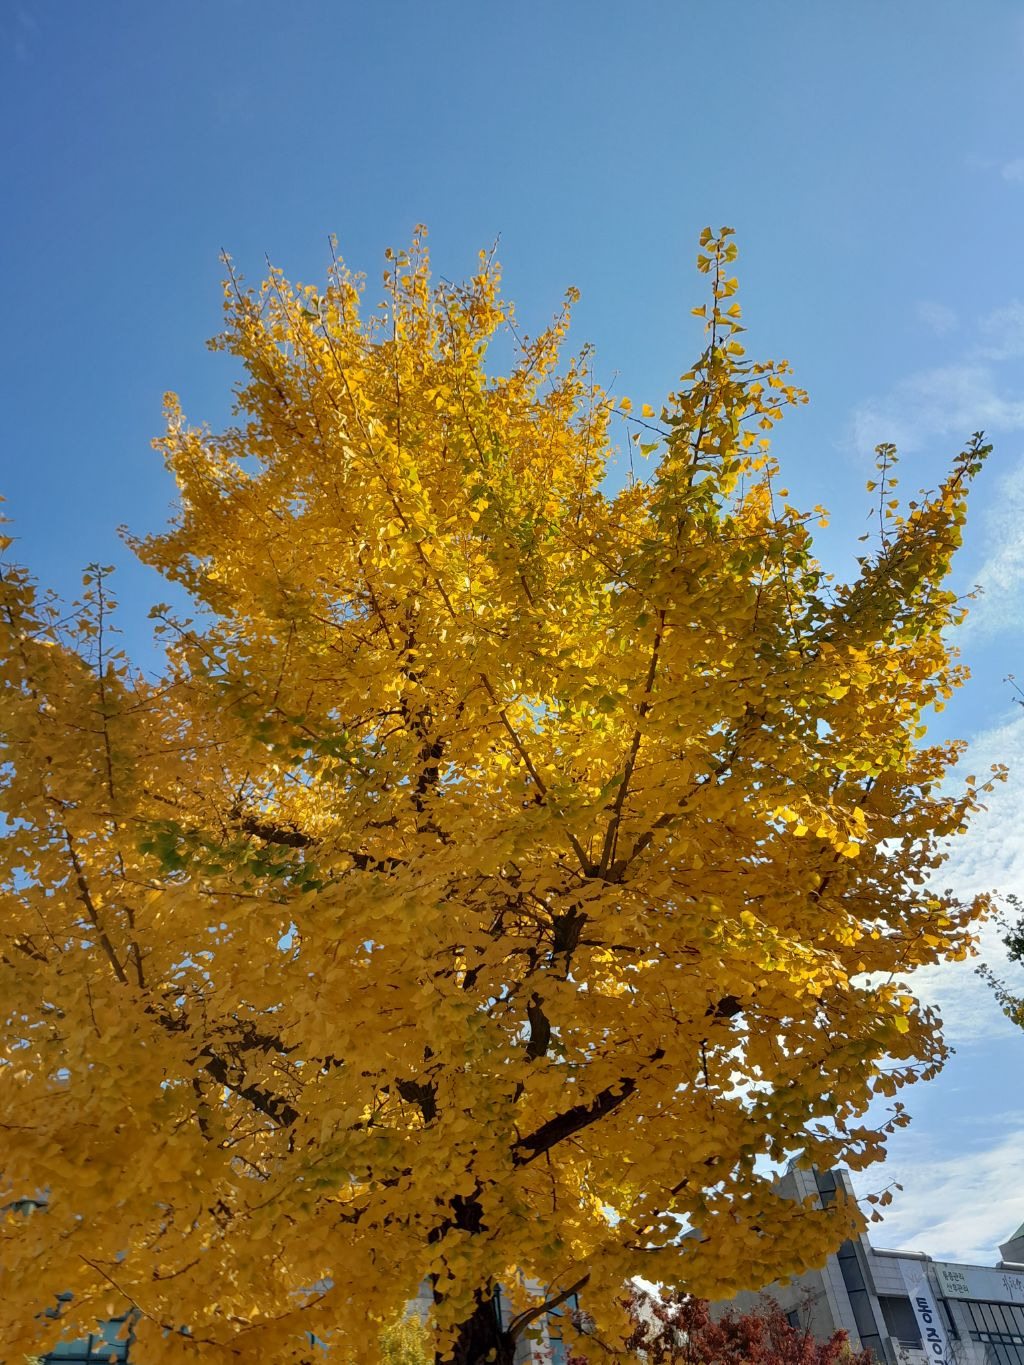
xmin=614 ymin=1289 xmax=873 ymax=1365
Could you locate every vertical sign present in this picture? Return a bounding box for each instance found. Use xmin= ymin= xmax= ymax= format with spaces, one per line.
xmin=900 ymin=1263 xmax=954 ymax=1365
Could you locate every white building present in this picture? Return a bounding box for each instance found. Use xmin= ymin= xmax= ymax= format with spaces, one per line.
xmin=715 ymin=1167 xmax=1024 ymax=1365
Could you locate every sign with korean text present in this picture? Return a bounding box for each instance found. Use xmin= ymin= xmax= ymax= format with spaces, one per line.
xmin=900 ymin=1263 xmax=953 ymax=1365
xmin=934 ymin=1263 xmax=1024 ymax=1303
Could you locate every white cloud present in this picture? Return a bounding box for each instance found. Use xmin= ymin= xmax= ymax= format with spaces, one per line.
xmin=916 ymin=301 xmax=959 ymax=337
xmin=1002 ymin=158 xmax=1024 ymax=185
xmin=960 ymin=456 xmax=1024 ymax=641
xmin=899 ymin=708 xmax=1024 ymax=1043
xmin=847 ymin=298 xmax=1024 ymax=638
xmin=854 ymin=1117 xmax=1024 ymax=1263
xmin=977 ymin=300 xmax=1024 ymax=361
xmin=848 ymin=364 xmax=1024 ymax=459
xmin=933 ymin=708 xmax=1024 ymax=900
xmin=848 ymin=296 xmax=1024 ymax=462
xmin=903 ymin=919 xmax=1016 ymax=1045
xmin=0 ymin=4 xmax=40 ymax=64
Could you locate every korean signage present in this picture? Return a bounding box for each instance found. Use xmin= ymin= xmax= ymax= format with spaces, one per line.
xmin=934 ymin=1263 xmax=1024 ymax=1303
xmin=900 ymin=1263 xmax=954 ymax=1365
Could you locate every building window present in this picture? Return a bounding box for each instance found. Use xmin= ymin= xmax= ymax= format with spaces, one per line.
xmin=963 ymin=1299 xmax=1024 ymax=1365
xmin=42 ymin=1319 xmax=132 ymax=1362
xmin=42 ymin=1340 xmax=130 ymax=1363
xmin=879 ymin=1296 xmax=922 ymax=1348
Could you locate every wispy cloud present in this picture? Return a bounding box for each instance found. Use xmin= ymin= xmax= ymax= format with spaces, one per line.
xmin=1002 ymin=158 xmax=1024 ymax=185
xmin=846 ymin=294 xmax=1024 ymax=640
xmin=961 ymin=458 xmax=1024 ymax=641
xmin=903 ymin=709 xmax=1024 ymax=1042
xmin=977 ymin=300 xmax=1024 ymax=360
xmin=916 ymin=301 xmax=959 ymax=337
xmin=849 ymin=294 xmax=1024 ymax=460
xmin=840 ymin=713 xmax=1023 ymax=1265
xmin=848 ymin=364 xmax=1024 ymax=458
xmin=854 ymin=1116 xmax=1024 ymax=1263
xmin=0 ymin=4 xmax=40 ymax=65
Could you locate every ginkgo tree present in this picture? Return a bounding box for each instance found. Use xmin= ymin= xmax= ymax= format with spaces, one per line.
xmin=0 ymin=227 xmax=997 ymax=1365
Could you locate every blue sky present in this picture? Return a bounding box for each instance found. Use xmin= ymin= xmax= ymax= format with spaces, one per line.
xmin=3 ymin=0 xmax=1023 ymax=1268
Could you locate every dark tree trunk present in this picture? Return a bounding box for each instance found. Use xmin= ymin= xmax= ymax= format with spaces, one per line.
xmin=442 ymin=1289 xmax=517 ymax=1365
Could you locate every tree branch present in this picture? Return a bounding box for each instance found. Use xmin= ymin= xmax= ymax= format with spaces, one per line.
xmin=506 ymin=1274 xmax=591 ymax=1341
xmin=512 ymin=1050 xmax=663 ymax=1165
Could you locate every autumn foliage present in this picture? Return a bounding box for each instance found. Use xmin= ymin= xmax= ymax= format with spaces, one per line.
xmin=619 ymin=1289 xmax=874 ymax=1365
xmin=0 ymin=228 xmax=994 ymax=1363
